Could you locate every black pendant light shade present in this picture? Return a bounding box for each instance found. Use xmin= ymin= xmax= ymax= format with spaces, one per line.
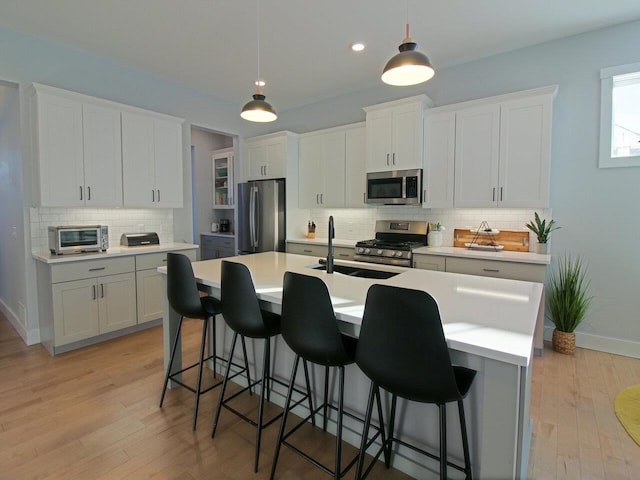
xmin=381 ymin=39 xmax=434 ymax=86
xmin=241 ymin=92 xmax=277 ymax=122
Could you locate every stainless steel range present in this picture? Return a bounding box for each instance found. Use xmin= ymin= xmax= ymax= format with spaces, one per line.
xmin=354 ymin=220 xmax=427 ymax=267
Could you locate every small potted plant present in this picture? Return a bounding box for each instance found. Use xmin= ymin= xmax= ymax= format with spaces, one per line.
xmin=526 ymin=212 xmax=560 ymax=254
xmin=427 ymin=223 xmax=445 ymax=247
xmin=547 ymin=255 xmax=593 ymax=355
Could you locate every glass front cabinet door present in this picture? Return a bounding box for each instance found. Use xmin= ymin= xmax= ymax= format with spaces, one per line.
xmin=212 ymin=148 xmax=234 ymax=208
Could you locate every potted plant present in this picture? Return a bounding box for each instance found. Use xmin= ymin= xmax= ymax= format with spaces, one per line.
xmin=526 ymin=212 xmax=560 ymax=254
xmin=427 ymin=223 xmax=445 ymax=247
xmin=546 ymin=255 xmax=593 ymax=354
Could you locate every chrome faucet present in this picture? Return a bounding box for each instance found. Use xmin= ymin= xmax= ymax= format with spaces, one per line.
xmin=327 ymin=215 xmax=335 ymax=274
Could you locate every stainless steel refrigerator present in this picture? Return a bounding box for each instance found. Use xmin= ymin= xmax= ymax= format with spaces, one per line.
xmin=237 ymin=179 xmax=286 ymax=254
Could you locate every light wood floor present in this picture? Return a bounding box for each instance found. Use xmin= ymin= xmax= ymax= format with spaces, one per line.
xmin=1 ymin=313 xmax=638 ymax=480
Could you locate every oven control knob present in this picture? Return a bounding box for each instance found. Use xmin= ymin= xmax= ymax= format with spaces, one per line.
xmin=376 ymin=249 xmax=383 ymax=255
xmin=396 ymin=251 xmax=404 ymax=257
xmin=364 ymin=248 xmax=371 ymax=254
xmin=357 ymin=247 xmax=364 ymax=254
xmin=389 ymin=250 xmax=396 ymax=257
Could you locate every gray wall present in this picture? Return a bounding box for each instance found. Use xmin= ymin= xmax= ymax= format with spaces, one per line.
xmin=0 ymin=18 xmax=639 ymax=354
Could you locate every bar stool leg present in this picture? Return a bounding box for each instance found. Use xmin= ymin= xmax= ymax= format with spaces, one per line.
xmin=334 ymin=366 xmax=345 ymax=480
xmin=302 ymin=359 xmax=315 ymax=426
xmin=323 ymin=365 xmax=330 ymax=431
xmin=212 ymin=331 xmax=239 ymax=438
xmin=355 ymin=382 xmax=376 ymax=479
xmin=385 ymin=394 xmax=398 ymax=468
xmin=254 ymin=336 xmax=271 ymax=472
xmin=160 ymin=315 xmax=184 ymax=408
xmin=240 ymin=335 xmax=252 ymax=395
xmin=458 ymin=399 xmax=473 ymax=480
xmin=269 ymin=354 xmax=300 ymax=480
xmin=439 ymin=403 xmax=447 ymax=480
xmin=192 ymin=318 xmax=209 ymax=430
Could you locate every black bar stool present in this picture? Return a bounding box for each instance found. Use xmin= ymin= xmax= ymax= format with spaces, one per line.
xmin=270 ymin=272 xmax=386 ymax=480
xmin=212 ymin=261 xmax=312 ymax=473
xmin=355 ymin=284 xmax=476 ymax=480
xmin=159 ymin=252 xmax=250 ymax=431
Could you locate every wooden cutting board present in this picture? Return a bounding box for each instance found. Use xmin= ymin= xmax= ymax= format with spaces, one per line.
xmin=453 ymin=228 xmax=531 ymax=252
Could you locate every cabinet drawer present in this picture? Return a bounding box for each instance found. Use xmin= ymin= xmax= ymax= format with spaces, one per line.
xmin=334 ymin=246 xmax=354 ymax=260
xmin=51 ymin=257 xmax=135 ymax=283
xmin=413 ymin=254 xmax=446 ymax=271
xmin=286 ymin=242 xmax=326 ymax=258
xmin=445 ymin=257 xmax=545 ymax=282
xmin=135 ymin=250 xmax=196 ymax=270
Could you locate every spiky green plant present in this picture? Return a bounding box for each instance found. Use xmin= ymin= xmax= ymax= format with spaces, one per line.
xmin=526 ymin=211 xmax=560 ymax=243
xmin=546 ymin=255 xmax=593 ymax=333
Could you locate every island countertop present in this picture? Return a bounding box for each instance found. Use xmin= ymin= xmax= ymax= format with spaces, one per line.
xmin=160 ymin=251 xmax=542 ymax=367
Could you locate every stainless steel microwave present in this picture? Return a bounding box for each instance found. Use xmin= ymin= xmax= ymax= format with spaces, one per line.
xmin=48 ymin=225 xmax=109 ymax=255
xmin=366 ymin=169 xmax=422 ymax=205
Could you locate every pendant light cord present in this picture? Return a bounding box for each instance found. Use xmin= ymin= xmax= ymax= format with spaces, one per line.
xmin=404 ymin=0 xmax=411 ymax=41
xmin=255 ymin=0 xmax=262 ymax=94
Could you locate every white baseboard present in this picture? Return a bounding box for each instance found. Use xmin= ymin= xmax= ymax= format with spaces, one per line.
xmin=0 ymin=299 xmax=40 ymax=346
xmin=544 ymin=325 xmax=640 ymax=359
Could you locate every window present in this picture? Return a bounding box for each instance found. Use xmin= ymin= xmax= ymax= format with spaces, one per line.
xmin=600 ymin=62 xmax=640 ymax=168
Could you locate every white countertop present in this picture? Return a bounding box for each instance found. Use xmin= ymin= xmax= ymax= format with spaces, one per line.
xmin=32 ymin=242 xmax=198 ymax=264
xmin=161 ymin=252 xmax=541 ymax=367
xmin=200 ymin=232 xmax=236 ymax=238
xmin=413 ymin=245 xmax=551 ymax=265
xmin=287 ymin=237 xmax=550 ymax=265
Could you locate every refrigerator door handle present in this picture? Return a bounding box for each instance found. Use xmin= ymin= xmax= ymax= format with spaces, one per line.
xmin=249 ymin=186 xmax=255 ymax=249
xmin=252 ymin=186 xmax=260 ymax=248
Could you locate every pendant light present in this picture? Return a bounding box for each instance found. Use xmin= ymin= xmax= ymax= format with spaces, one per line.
xmin=381 ymin=0 xmax=434 ymax=86
xmin=241 ymin=0 xmax=277 ymax=122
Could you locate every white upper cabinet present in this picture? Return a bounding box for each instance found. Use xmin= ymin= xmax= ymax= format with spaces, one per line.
xmin=453 ymin=86 xmax=556 ymax=208
xmin=122 ymin=112 xmax=183 ymax=208
xmin=423 ymin=110 xmax=456 ymax=208
xmin=212 ymin=148 xmax=234 ymax=208
xmin=364 ymin=95 xmax=429 ymax=172
xmin=298 ymin=123 xmax=365 ymax=209
xmin=298 ymin=130 xmax=346 ymax=208
xmin=344 ymin=125 xmax=366 ymax=207
xmin=32 ymin=87 xmax=122 ymax=207
xmin=244 ymin=132 xmax=297 ymax=181
xmin=82 ymin=103 xmax=123 ymax=207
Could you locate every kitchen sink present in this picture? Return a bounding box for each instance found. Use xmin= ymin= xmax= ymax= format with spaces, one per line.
xmin=310 ymin=264 xmax=399 ymax=279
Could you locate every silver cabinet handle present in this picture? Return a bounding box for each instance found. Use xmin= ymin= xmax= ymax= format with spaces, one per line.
xmin=152 ymin=189 xmax=155 ymax=202
xmin=492 ymin=187 xmax=496 ymax=202
xmin=316 ymin=193 xmax=320 ymax=204
xmin=392 ymin=153 xmax=396 ymax=165
xmin=303 ymin=249 xmax=313 ymax=253
xmin=92 ymin=285 xmax=96 ymax=300
xmin=87 ymin=186 xmax=91 ymax=201
xmin=338 ymin=253 xmax=349 ymax=257
xmin=80 ymin=186 xmax=83 ymax=201
xmin=89 ymin=267 xmax=106 ymax=272
xmin=100 ymin=283 xmax=104 ymax=298
xmin=500 ymin=187 xmax=503 ymax=202
xmin=483 ymin=268 xmax=500 ymax=273
xmin=386 ymin=153 xmax=390 ymax=166
xmin=264 ymin=165 xmax=267 ymax=176
xmin=320 ymin=193 xmax=323 ymax=204
xmin=157 ymin=189 xmax=160 ymax=202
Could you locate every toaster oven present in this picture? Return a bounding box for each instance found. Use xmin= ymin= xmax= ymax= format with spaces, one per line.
xmin=48 ymin=225 xmax=109 ymax=255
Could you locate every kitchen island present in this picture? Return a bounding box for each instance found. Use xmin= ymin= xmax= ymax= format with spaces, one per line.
xmin=159 ymin=252 xmax=542 ymax=479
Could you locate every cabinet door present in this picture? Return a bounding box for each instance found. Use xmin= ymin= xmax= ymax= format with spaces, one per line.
xmin=391 ymin=102 xmax=424 ymax=170
xmin=36 ymin=92 xmax=85 ymax=207
xmin=213 ymin=148 xmax=234 ymax=207
xmin=298 ymin=135 xmax=323 ymax=207
xmin=423 ymin=111 xmax=455 ymax=208
xmin=321 ymin=132 xmax=346 ymax=207
xmin=413 ymin=254 xmax=446 ymax=271
xmin=136 ymin=269 xmax=163 ymax=324
xmin=454 ymin=103 xmax=500 ymax=207
xmin=98 ymin=272 xmax=137 ymax=333
xmin=122 ymin=111 xmax=156 ymax=207
xmin=365 ymin=109 xmax=393 ymax=172
xmin=52 ymin=278 xmax=100 ymax=346
xmin=246 ymin=142 xmax=267 ymax=180
xmin=264 ymin=137 xmax=286 ymax=179
xmin=499 ymin=95 xmax=552 ymax=208
xmin=82 ymin=103 xmax=123 ymax=207
xmin=345 ymin=126 xmax=366 ymax=207
xmin=153 ymin=118 xmax=184 ymax=208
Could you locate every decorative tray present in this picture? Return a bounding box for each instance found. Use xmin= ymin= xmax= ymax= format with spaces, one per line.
xmin=464 ymin=243 xmax=505 ymax=251
xmin=469 ymin=228 xmax=500 ymax=235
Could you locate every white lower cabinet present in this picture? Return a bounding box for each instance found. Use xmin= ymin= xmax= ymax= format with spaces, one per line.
xmin=286 ymin=242 xmax=354 ymax=260
xmin=135 ymin=250 xmax=197 ymax=324
xmin=48 ymin=257 xmax=136 ymax=349
xmin=412 ymin=254 xmax=446 ymax=271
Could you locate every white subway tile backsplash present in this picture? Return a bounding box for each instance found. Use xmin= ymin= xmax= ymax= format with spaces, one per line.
xmin=30 ymin=207 xmax=174 ymax=252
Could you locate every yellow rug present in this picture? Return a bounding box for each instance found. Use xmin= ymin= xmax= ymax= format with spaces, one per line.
xmin=615 ymin=384 xmax=640 ymax=446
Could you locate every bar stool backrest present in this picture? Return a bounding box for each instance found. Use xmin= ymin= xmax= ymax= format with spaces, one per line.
xmin=221 ymin=260 xmax=267 ymax=338
xmin=357 ymin=284 xmax=461 ymax=404
xmin=281 ymin=271 xmax=353 ymax=366
xmin=167 ymin=253 xmax=206 ymax=319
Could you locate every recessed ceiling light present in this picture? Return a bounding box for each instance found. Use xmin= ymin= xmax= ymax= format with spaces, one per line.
xmin=350 ymin=42 xmax=366 ymax=52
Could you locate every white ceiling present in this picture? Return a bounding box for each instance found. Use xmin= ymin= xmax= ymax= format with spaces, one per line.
xmin=2 ymin=0 xmax=640 ymax=112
